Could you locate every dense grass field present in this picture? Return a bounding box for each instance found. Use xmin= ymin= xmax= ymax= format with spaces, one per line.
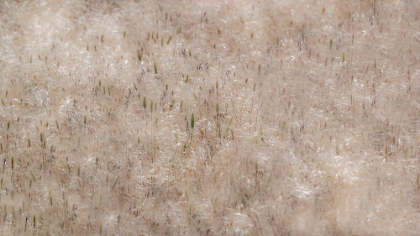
xmin=1 ymin=0 xmax=420 ymax=235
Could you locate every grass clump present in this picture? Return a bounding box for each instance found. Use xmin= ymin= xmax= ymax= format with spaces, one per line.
xmin=0 ymin=0 xmax=419 ymax=235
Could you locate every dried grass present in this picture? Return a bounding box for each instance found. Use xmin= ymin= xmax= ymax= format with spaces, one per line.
xmin=0 ymin=0 xmax=419 ymax=235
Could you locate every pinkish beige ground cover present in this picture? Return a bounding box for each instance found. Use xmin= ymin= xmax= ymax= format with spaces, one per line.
xmin=0 ymin=0 xmax=420 ymax=235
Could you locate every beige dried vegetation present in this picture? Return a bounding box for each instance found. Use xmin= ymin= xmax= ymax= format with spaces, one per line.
xmin=0 ymin=0 xmax=420 ymax=235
